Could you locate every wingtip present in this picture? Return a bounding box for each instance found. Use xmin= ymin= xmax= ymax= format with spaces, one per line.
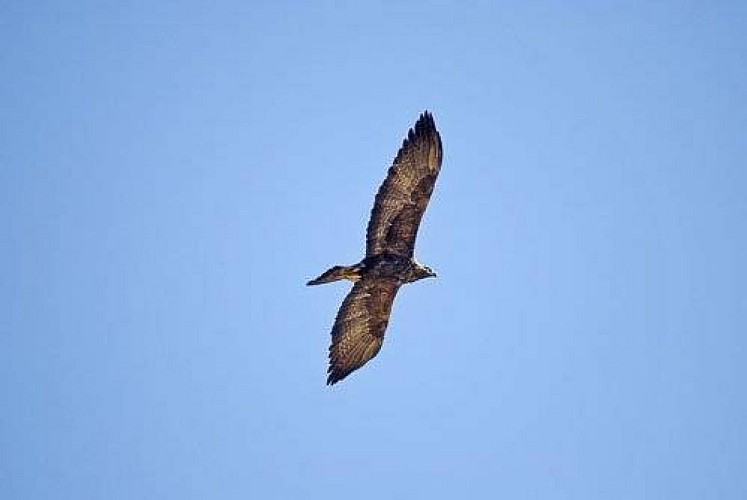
xmin=326 ymin=358 xmax=355 ymax=385
xmin=398 ymin=111 xmax=439 ymax=151
xmin=416 ymin=110 xmax=437 ymax=132
xmin=326 ymin=369 xmax=345 ymax=386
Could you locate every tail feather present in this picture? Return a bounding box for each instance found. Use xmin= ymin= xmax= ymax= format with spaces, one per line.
xmin=307 ymin=265 xmax=358 ymax=286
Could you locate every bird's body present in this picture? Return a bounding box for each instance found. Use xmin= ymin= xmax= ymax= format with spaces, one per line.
xmin=308 ymin=111 xmax=443 ymax=385
xmin=307 ymin=252 xmax=434 ymax=286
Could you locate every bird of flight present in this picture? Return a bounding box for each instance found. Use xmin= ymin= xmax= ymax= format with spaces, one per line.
xmin=308 ymin=111 xmax=443 ymax=385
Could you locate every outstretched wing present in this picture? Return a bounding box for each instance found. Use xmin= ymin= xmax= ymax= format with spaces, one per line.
xmin=366 ymin=111 xmax=443 ymax=257
xmin=327 ymin=277 xmax=401 ymax=385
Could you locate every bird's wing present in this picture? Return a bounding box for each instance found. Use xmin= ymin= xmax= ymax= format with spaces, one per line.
xmin=327 ymin=277 xmax=401 ymax=385
xmin=365 ymin=111 xmax=443 ymax=258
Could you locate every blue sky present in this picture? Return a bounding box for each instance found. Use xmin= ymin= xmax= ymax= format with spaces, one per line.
xmin=3 ymin=1 xmax=746 ymax=499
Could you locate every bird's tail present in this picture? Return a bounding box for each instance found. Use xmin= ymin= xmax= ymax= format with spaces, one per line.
xmin=307 ymin=265 xmax=361 ymax=286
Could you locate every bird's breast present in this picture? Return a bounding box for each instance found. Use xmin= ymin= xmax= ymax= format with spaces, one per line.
xmin=363 ymin=253 xmax=411 ymax=279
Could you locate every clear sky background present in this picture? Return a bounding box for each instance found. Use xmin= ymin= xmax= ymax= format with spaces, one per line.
xmin=3 ymin=1 xmax=746 ymax=499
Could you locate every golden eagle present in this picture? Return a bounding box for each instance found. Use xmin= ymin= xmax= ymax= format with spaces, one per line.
xmin=308 ymin=111 xmax=443 ymax=385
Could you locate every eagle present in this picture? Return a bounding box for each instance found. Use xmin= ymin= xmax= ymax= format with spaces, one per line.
xmin=307 ymin=111 xmax=443 ymax=385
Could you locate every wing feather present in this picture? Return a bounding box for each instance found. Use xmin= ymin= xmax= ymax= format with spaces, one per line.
xmin=365 ymin=111 xmax=443 ymax=257
xmin=327 ymin=278 xmax=401 ymax=385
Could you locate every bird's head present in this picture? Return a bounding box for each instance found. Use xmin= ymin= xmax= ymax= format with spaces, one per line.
xmin=413 ymin=261 xmax=437 ymax=280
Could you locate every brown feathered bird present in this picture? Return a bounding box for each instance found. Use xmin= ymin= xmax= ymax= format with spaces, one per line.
xmin=307 ymin=111 xmax=443 ymax=385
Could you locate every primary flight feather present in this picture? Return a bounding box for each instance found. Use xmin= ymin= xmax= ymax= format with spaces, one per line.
xmin=307 ymin=111 xmax=443 ymax=385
